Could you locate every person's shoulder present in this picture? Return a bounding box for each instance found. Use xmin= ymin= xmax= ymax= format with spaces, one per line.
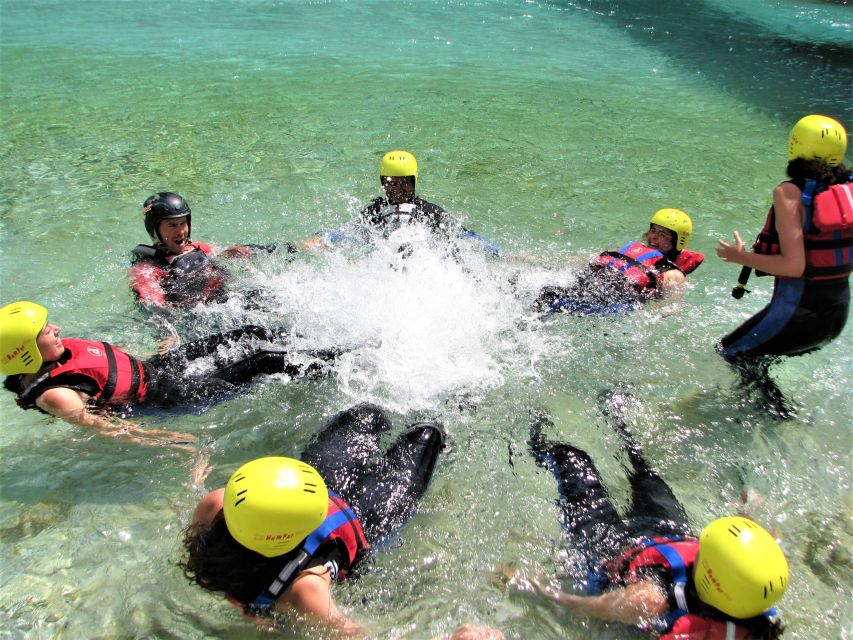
xmin=131 ymin=244 xmax=161 ymax=265
xmin=190 ymin=241 xmax=216 ymax=255
xmin=359 ymin=197 xmax=387 ymax=224
xmin=414 ymin=196 xmax=447 ymax=214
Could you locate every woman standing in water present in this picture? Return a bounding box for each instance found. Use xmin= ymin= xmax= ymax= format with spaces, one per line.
xmin=716 ymin=114 xmax=851 ymax=417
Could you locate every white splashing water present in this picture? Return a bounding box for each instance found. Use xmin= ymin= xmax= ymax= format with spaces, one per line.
xmin=242 ymin=227 xmax=547 ymax=412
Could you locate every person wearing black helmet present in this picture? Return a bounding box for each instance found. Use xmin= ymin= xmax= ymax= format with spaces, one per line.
xmin=129 ymin=192 xmax=274 ymax=308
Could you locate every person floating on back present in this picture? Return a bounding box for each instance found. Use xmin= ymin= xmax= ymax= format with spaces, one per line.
xmin=716 ymin=114 xmax=851 ymax=418
xmin=129 ymin=192 xmax=274 ymax=309
xmin=1 ymin=301 xmax=342 ymax=448
xmin=534 ymin=208 xmax=704 ymax=316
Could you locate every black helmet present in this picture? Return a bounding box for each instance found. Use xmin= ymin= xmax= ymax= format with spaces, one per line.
xmin=143 ymin=192 xmax=192 ymax=244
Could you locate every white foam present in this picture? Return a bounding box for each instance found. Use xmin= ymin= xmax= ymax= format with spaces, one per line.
xmin=244 ymin=229 xmax=544 ymax=412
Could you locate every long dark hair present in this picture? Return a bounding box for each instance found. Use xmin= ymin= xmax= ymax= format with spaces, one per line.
xmin=786 ymin=158 xmax=852 ymax=185
xmin=179 ymin=510 xmax=299 ymax=605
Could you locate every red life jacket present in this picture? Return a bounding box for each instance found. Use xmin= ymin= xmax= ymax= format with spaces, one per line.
xmin=602 ymin=537 xmax=755 ymax=639
xmin=753 ymin=178 xmax=853 ymax=280
xmin=592 ymin=241 xmax=704 ymax=298
xmin=20 ymin=338 xmax=147 ymax=406
xmin=244 ymin=492 xmax=369 ymax=615
xmin=674 ymin=249 xmax=705 ymax=275
xmin=130 ymin=241 xmax=226 ymax=306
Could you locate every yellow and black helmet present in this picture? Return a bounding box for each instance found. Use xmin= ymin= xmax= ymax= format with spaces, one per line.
xmin=223 ymin=457 xmax=329 ymax=558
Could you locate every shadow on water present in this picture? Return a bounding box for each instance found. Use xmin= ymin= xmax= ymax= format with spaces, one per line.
xmin=552 ymin=0 xmax=853 ymax=124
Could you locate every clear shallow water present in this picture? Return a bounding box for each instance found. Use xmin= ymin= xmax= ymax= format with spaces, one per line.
xmin=1 ymin=0 xmax=851 ymax=638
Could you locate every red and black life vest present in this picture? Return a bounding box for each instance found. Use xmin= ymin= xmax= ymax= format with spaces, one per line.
xmin=19 ymin=338 xmax=147 ymax=406
xmin=245 ymin=492 xmax=369 ymax=615
xmin=753 ymin=178 xmax=853 ymax=280
xmin=602 ymin=537 xmax=757 ymax=639
xmin=131 ymin=242 xmax=227 ymax=306
xmin=592 ymin=242 xmax=704 ymax=298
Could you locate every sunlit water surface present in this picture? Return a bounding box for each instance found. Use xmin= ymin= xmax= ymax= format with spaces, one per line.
xmin=1 ymin=0 xmax=851 ymax=638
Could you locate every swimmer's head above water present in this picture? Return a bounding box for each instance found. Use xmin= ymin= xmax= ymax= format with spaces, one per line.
xmin=787 ymin=114 xmax=847 ymax=167
xmin=222 ymin=456 xmax=329 ymax=557
xmin=648 ymin=208 xmax=693 ymax=253
xmin=380 ymin=150 xmax=418 ymax=204
xmin=0 ymin=301 xmax=53 ymax=375
xmin=142 ymin=191 xmax=193 ymax=251
xmin=695 ymin=516 xmax=788 ymax=619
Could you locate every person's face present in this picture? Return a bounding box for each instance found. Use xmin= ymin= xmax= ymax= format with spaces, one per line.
xmin=36 ymin=321 xmax=64 ymax=363
xmin=646 ymin=224 xmax=676 ymax=253
xmin=158 ymin=216 xmax=191 ymax=254
xmin=381 ymin=176 xmax=415 ymax=205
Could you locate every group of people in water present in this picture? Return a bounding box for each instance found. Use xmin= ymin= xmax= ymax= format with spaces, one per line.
xmin=1 ymin=113 xmax=850 ymax=638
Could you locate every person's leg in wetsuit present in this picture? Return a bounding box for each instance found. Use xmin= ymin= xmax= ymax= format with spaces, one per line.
xmin=177 ymin=325 xmax=283 ymax=361
xmin=349 ymin=420 xmax=444 ymax=543
xmin=719 ymin=278 xmax=850 ymax=419
xmin=598 ymin=391 xmax=692 ymax=539
xmin=301 ymin=404 xmax=445 ymax=544
xmin=143 ymin=326 xmax=339 ymax=407
xmin=528 ymin=411 xmax=629 ymax=561
xmin=301 ymin=404 xmax=395 ymax=502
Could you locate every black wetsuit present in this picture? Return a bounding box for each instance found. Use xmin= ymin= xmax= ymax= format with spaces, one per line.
xmin=534 ymin=270 xmax=643 ymax=316
xmin=528 ymin=392 xmax=693 ymax=571
xmin=5 ymin=326 xmax=339 ymax=411
xmin=232 ymin=404 xmax=445 ymax=609
xmin=359 ymin=196 xmax=456 ymax=238
xmin=300 ymin=403 xmax=444 ymax=543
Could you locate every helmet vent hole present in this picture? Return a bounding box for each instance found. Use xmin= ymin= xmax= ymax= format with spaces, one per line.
xmin=233 ymin=473 xmax=246 ymax=483
xmin=234 ymin=497 xmax=246 ymax=507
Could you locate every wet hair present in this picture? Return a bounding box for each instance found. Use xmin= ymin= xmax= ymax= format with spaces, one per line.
xmin=178 ymin=510 xmax=299 ymax=605
xmin=3 ymin=375 xmax=22 ymax=394
xmin=786 ymin=158 xmax=852 ymax=186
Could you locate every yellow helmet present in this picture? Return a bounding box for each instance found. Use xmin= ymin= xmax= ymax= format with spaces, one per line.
xmin=649 ymin=208 xmax=693 ymax=251
xmin=0 ymin=301 xmax=48 ymax=375
xmin=695 ymin=517 xmax=789 ymax=619
xmin=223 ymin=457 xmax=328 ymax=558
xmin=380 ymin=150 xmax=419 ymax=184
xmin=787 ymin=114 xmax=848 ymax=167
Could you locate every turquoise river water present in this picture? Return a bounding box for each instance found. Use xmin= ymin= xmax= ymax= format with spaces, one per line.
xmin=1 ymin=1 xmax=851 ymax=638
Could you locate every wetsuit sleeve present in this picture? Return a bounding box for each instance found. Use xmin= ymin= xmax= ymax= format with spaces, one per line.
xmin=128 ymin=261 xmax=168 ymax=307
xmin=358 ymin=197 xmax=386 ymax=226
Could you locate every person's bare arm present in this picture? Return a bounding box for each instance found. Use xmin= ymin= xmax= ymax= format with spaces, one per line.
xmin=716 ymin=182 xmax=806 ymax=277
xmin=520 ymin=577 xmax=668 ymax=627
xmin=35 ymin=386 xmax=195 ymax=450
xmin=277 ymin=570 xmax=365 ymax=638
xmin=659 ymin=268 xmax=686 ymax=299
